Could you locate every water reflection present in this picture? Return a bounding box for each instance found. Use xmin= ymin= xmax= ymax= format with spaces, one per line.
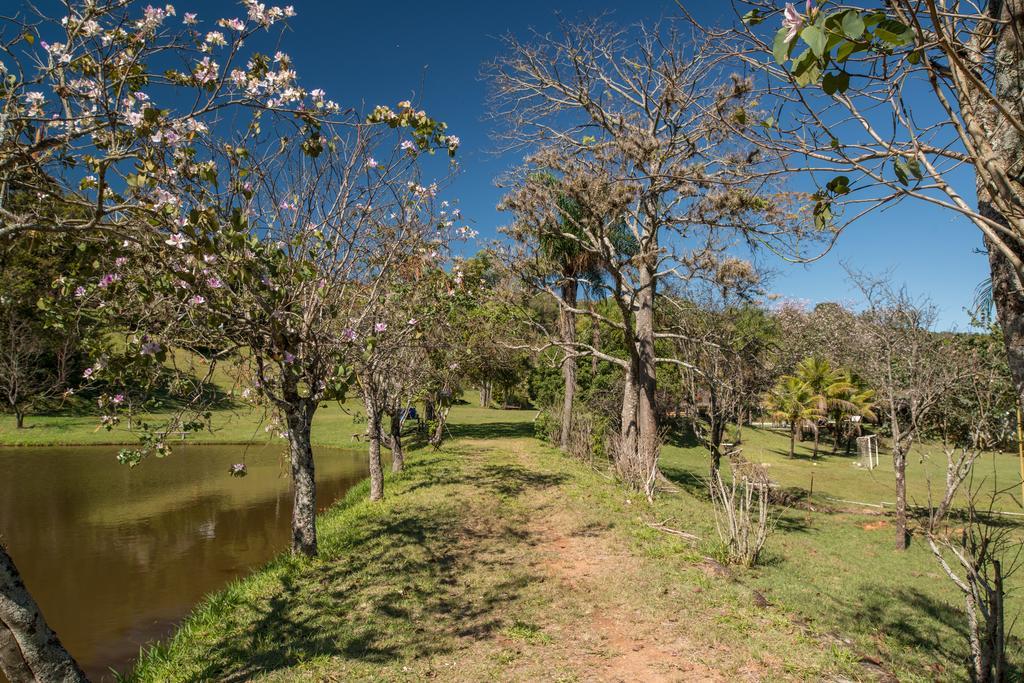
xmin=0 ymin=442 xmax=368 ymax=681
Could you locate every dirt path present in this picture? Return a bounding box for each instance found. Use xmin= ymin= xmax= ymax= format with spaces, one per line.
xmin=456 ymin=439 xmax=748 ymax=682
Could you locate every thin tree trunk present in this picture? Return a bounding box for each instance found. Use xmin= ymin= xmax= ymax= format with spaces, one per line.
xmin=789 ymin=425 xmax=796 ymax=459
xmin=285 ymin=407 xmax=317 ymax=557
xmin=0 ymin=543 xmax=87 ymax=683
xmin=389 ymin=408 xmax=404 ymax=473
xmin=559 ymin=280 xmax=578 ymax=450
xmin=894 ymin=446 xmax=908 ymax=550
xmin=14 ymin=409 xmax=24 ymax=429
xmin=617 ymin=361 xmax=640 ymax=482
xmin=812 ymin=425 xmax=820 ymax=459
xmin=590 ymin=299 xmax=599 ymax=375
xmin=365 ymin=398 xmax=384 ymax=501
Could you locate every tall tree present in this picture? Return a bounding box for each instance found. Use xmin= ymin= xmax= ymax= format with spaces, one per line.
xmin=728 ymin=1 xmax=1024 ymax=440
xmin=492 ymin=20 xmax=808 ymax=497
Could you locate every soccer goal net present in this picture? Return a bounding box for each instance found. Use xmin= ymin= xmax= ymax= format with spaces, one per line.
xmin=856 ymin=435 xmax=880 ymax=470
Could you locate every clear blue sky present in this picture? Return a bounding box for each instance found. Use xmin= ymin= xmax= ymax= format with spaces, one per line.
xmin=205 ymin=0 xmax=989 ymax=329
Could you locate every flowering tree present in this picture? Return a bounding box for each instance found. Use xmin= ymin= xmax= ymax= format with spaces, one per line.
xmin=349 ymin=243 xmax=475 ymax=501
xmin=726 ymin=0 xmax=1024 ymax=423
xmin=491 ymin=20 xmax=813 ymax=497
xmin=0 ymin=1 xmax=458 ymax=677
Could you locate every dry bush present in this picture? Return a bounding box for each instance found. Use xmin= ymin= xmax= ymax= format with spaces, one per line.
xmin=709 ymin=451 xmax=773 ymax=567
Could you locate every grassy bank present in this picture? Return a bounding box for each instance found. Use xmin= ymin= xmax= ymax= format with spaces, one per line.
xmin=126 ymin=425 xmax=1022 ymax=681
xmin=129 ymin=438 xmax=854 ymax=681
xmin=0 ymin=394 xmax=525 ymax=448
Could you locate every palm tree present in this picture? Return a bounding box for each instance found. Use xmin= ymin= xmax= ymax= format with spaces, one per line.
xmin=794 ymin=357 xmax=853 ymax=457
xmin=530 ymin=172 xmax=634 ymax=450
xmin=843 ymin=387 xmax=878 ymax=453
xmin=764 ymin=376 xmax=822 ymax=459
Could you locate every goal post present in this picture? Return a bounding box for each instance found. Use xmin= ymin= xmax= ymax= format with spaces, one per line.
xmin=856 ymin=435 xmax=879 ymax=470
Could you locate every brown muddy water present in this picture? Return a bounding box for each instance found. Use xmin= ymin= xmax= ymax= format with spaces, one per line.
xmin=0 ymin=442 xmax=369 ymax=681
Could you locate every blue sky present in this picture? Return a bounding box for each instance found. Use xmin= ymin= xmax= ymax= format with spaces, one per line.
xmin=206 ymin=0 xmax=989 ymax=329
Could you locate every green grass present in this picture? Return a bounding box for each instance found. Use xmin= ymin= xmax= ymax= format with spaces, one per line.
xmin=0 ymin=392 xmax=533 ymax=447
xmin=6 ymin=402 xmax=1022 ymax=680
xmin=128 ymin=438 xmax=863 ymax=681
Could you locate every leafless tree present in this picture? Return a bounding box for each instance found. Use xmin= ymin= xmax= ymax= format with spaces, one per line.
xmin=491 ymin=19 xmax=813 ymax=497
xmin=925 ymin=395 xmax=1021 ymax=682
xmin=852 ymin=272 xmax=965 ymax=549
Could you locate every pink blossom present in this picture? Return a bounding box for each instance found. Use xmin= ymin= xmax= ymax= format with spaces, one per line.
xmin=83 ymin=367 xmax=94 ymax=379
xmin=219 ymin=17 xmax=245 ymax=31
xmin=98 ymin=273 xmax=120 ymax=288
xmin=194 ymin=57 xmax=220 ymax=85
xmin=342 ymin=327 xmax=357 ymax=342
xmin=112 ymin=394 xmax=125 ymax=405
xmin=115 ymin=256 xmax=129 ymax=267
xmin=207 ymin=277 xmax=223 ymax=289
xmin=165 ymin=233 xmax=189 ymax=249
xmin=189 ymin=294 xmax=206 ymax=305
xmin=374 ymin=322 xmax=388 ymax=333
xmin=283 ymin=351 xmax=295 ymax=363
xmin=782 ymin=3 xmax=804 ymax=42
xmin=407 ymin=318 xmax=418 ymax=326
xmin=74 ymin=286 xmax=86 ymax=298
xmin=400 ymin=140 xmax=416 ymax=153
xmin=141 ymin=341 xmax=161 ymax=356
xmin=365 ymin=157 xmax=379 ymax=169
xmin=183 ymin=12 xmax=198 ymax=24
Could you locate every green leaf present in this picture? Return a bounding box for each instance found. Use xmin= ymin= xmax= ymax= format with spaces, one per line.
xmin=801 ymin=25 xmax=827 ymax=58
xmin=773 ymin=27 xmax=792 ymax=65
xmin=892 ymin=157 xmax=923 ymax=185
xmin=822 ymin=71 xmax=850 ymax=95
xmin=791 ymin=50 xmax=822 ymax=87
xmin=836 ymin=41 xmax=861 ymax=63
xmin=841 ymin=11 xmax=865 ymax=40
xmin=826 ymin=175 xmax=851 ymax=195
xmin=760 ymin=115 xmax=776 ymax=129
xmin=907 ymin=49 xmax=922 ymax=65
xmin=23 ymin=32 xmax=33 ymax=44
xmin=875 ymin=19 xmax=914 ymax=46
xmin=742 ymin=9 xmax=765 ymax=26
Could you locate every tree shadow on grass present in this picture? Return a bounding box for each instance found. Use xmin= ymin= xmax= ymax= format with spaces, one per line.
xmin=398 ymin=455 xmax=568 ymax=499
xmin=187 ymin=452 xmax=565 ymax=681
xmin=448 ymin=421 xmax=536 ymax=440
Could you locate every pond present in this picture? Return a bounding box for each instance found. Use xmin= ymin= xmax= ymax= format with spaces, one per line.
xmin=0 ymin=442 xmax=369 ymax=681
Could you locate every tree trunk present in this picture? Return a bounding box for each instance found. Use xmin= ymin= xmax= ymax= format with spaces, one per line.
xmin=812 ymin=425 xmax=820 ymax=458
xmin=635 ymin=263 xmax=660 ymax=499
xmin=285 ymin=407 xmax=318 ymax=557
xmin=617 ymin=361 xmax=640 ymax=482
xmin=559 ymin=280 xmax=578 ymax=450
xmin=14 ymin=409 xmax=24 ymax=429
xmin=789 ymin=425 xmax=796 ymax=459
xmin=365 ymin=398 xmax=384 ymax=502
xmin=894 ymin=446 xmax=908 ymax=550
xmin=389 ymin=408 xmax=404 ymax=474
xmin=985 ymin=1 xmax=1024 ymax=457
xmin=590 ymin=299 xmax=600 ymax=375
xmin=0 ymin=543 xmax=87 ymax=683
